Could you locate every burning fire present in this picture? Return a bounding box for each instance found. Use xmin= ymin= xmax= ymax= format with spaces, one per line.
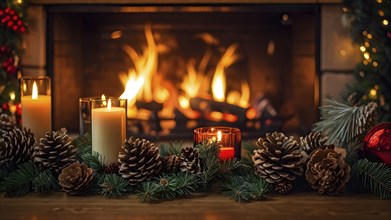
xmin=119 ymin=26 xmax=251 ymax=121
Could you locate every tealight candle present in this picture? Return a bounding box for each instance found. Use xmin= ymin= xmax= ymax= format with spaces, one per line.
xmin=194 ymin=127 xmax=241 ymax=160
xmin=91 ymin=98 xmax=127 ymax=164
xmin=20 ymin=77 xmax=51 ymax=141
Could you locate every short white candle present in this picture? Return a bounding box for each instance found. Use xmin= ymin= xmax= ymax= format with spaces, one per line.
xmin=91 ymin=99 xmax=126 ymax=164
xmin=21 ymin=82 xmax=51 ymax=141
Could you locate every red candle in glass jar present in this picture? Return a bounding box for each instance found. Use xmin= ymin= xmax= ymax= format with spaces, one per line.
xmin=194 ymin=127 xmax=241 ymax=160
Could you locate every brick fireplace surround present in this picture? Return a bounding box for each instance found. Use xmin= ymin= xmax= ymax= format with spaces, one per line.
xmin=22 ymin=0 xmax=359 ymax=136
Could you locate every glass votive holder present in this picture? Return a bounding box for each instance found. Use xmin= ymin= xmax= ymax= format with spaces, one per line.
xmin=79 ymin=96 xmax=101 ymax=136
xmin=91 ymin=98 xmax=127 ymax=165
xmin=194 ymin=127 xmax=241 ymax=160
xmin=20 ymin=76 xmax=52 ymax=141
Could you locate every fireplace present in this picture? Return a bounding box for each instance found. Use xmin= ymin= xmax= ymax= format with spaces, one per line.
xmin=47 ymin=4 xmax=319 ymax=139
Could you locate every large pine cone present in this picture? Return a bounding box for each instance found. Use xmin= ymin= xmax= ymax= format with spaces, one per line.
xmin=305 ymin=148 xmax=350 ymax=195
xmin=162 ymin=155 xmax=183 ymax=173
xmin=0 ymin=128 xmax=35 ymax=165
xmin=180 ymin=146 xmax=204 ymax=174
xmin=252 ymin=132 xmax=303 ymax=194
xmin=300 ymin=131 xmax=328 ymax=163
xmin=58 ymin=162 xmax=94 ymax=195
xmin=118 ymin=137 xmax=162 ymax=185
xmin=33 ymin=128 xmax=77 ymax=173
xmin=0 ymin=113 xmax=15 ymax=132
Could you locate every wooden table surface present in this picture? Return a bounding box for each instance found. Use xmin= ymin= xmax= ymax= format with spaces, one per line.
xmin=1 ymin=192 xmax=390 ymax=220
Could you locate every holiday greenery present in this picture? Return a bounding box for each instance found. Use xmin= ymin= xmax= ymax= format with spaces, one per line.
xmin=0 ymin=0 xmax=27 ymax=125
xmin=342 ymin=0 xmax=391 ymax=121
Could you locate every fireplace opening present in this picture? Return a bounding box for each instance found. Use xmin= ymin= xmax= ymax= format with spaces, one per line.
xmin=48 ymin=5 xmax=319 ymax=139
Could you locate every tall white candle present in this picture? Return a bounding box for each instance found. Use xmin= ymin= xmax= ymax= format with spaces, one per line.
xmin=21 ymin=82 xmax=52 ymax=141
xmin=91 ymin=99 xmax=126 ymax=164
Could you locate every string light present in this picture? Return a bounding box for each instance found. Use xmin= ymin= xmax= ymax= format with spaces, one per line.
xmin=364 ymin=42 xmax=370 ymax=47
xmin=369 ymin=89 xmax=377 ymax=99
xmin=342 ymin=7 xmax=348 ymax=13
xmin=360 ymin=46 xmax=366 ymax=52
xmin=362 ymin=31 xmax=368 ymax=36
xmin=367 ymin=34 xmax=373 ymax=39
xmin=363 ymin=52 xmax=370 ymax=59
xmin=379 ymin=10 xmax=384 ymax=17
xmin=383 ymin=19 xmax=389 ymax=26
xmin=372 ymin=48 xmax=377 ymax=53
xmin=363 ymin=60 xmax=369 ymax=65
xmin=374 ymin=85 xmax=379 ymax=90
xmin=377 ymin=0 xmax=382 ymax=3
xmin=359 ymin=71 xmax=365 ymax=78
xmin=373 ymin=62 xmax=378 ymax=67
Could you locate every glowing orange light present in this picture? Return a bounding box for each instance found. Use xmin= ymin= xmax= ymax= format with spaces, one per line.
xmin=32 ymin=82 xmax=38 ymax=99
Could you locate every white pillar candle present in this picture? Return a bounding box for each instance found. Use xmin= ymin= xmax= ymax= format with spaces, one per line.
xmin=21 ymin=82 xmax=51 ymax=141
xmin=91 ymin=99 xmax=126 ymax=164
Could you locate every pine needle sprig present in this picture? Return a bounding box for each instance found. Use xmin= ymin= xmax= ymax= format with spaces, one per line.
xmin=241 ymin=141 xmax=258 ymax=171
xmin=219 ymin=158 xmax=242 ymax=177
xmin=159 ymin=141 xmax=183 ymax=156
xmin=313 ymin=99 xmax=377 ymax=145
xmin=32 ymin=170 xmax=57 ymax=195
xmin=221 ymin=174 xmax=269 ymax=202
xmin=353 ymin=159 xmax=391 ymax=199
xmin=99 ymin=174 xmax=133 ymax=198
xmin=137 ymin=172 xmax=200 ymax=203
xmin=0 ymin=161 xmax=41 ymax=197
xmin=73 ymin=133 xmax=92 ymax=160
xmin=81 ymin=151 xmax=105 ymax=173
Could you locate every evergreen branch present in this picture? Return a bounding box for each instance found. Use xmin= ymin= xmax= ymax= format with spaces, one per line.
xmin=241 ymin=141 xmax=258 ymax=171
xmin=313 ymin=99 xmax=377 ymax=145
xmin=73 ymin=133 xmax=92 ymax=160
xmin=353 ymin=159 xmax=391 ymax=199
xmin=219 ymin=158 xmax=242 ymax=176
xmin=0 ymin=161 xmax=41 ymax=197
xmin=220 ymin=174 xmax=269 ymax=202
xmin=137 ymin=172 xmax=200 ymax=203
xmin=32 ymin=170 xmax=57 ymax=195
xmin=159 ymin=141 xmax=183 ymax=156
xmin=81 ymin=151 xmax=105 ymax=173
xmin=99 ymin=174 xmax=133 ymax=198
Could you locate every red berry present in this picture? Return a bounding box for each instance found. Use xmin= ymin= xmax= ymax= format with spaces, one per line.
xmin=20 ymin=27 xmax=26 ymax=32
xmin=0 ymin=10 xmax=3 ymax=16
xmin=4 ymin=8 xmax=10 ymax=13
xmin=7 ymin=21 xmax=14 ymax=27
xmin=17 ymin=20 xmax=22 ymax=26
xmin=12 ymin=26 xmax=18 ymax=31
xmin=12 ymin=15 xmax=18 ymax=21
xmin=9 ymin=9 xmax=15 ymax=15
xmin=3 ymin=61 xmax=9 ymax=67
xmin=0 ymin=46 xmax=5 ymax=52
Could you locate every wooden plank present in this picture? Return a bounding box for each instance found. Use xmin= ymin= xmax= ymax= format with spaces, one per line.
xmin=30 ymin=0 xmax=342 ymax=5
xmin=0 ymin=192 xmax=390 ymax=220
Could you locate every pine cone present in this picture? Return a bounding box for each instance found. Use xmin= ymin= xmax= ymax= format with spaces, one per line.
xmin=180 ymin=146 xmax=204 ymax=174
xmin=118 ymin=137 xmax=162 ymax=185
xmin=358 ymin=102 xmax=377 ymax=137
xmin=33 ymin=128 xmax=77 ymax=173
xmin=305 ymin=148 xmax=350 ymax=195
xmin=0 ymin=128 xmax=35 ymax=165
xmin=58 ymin=162 xmax=94 ymax=195
xmin=274 ymin=181 xmax=293 ymax=195
xmin=300 ymin=131 xmax=328 ymax=163
xmin=102 ymin=162 xmax=119 ymax=174
xmin=252 ymin=132 xmax=303 ymax=194
xmin=0 ymin=113 xmax=15 ymax=132
xmin=162 ymin=155 xmax=183 ymax=173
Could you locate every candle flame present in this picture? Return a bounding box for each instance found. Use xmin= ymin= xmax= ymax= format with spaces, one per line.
xmin=32 ymin=82 xmax=38 ymax=99
xmin=107 ymin=99 xmax=112 ymax=110
xmin=217 ymin=130 xmax=222 ymax=142
xmin=102 ymin=94 xmax=107 ymax=106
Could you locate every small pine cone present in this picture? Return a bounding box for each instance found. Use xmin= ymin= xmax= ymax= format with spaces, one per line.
xmin=358 ymin=102 xmax=377 ymax=136
xmin=305 ymin=148 xmax=351 ymax=195
xmin=252 ymin=132 xmax=303 ymax=194
xmin=300 ymin=131 xmax=328 ymax=163
xmin=102 ymin=162 xmax=119 ymax=174
xmin=0 ymin=114 xmax=15 ymax=132
xmin=33 ymin=128 xmax=77 ymax=173
xmin=274 ymin=180 xmax=293 ymax=195
xmin=162 ymin=155 xmax=183 ymax=173
xmin=118 ymin=137 xmax=162 ymax=185
xmin=180 ymin=146 xmax=204 ymax=174
xmin=58 ymin=162 xmax=94 ymax=196
xmin=0 ymin=128 xmax=35 ymax=165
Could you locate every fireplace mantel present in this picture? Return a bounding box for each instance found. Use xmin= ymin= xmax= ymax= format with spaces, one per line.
xmin=30 ymin=0 xmax=340 ymax=4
